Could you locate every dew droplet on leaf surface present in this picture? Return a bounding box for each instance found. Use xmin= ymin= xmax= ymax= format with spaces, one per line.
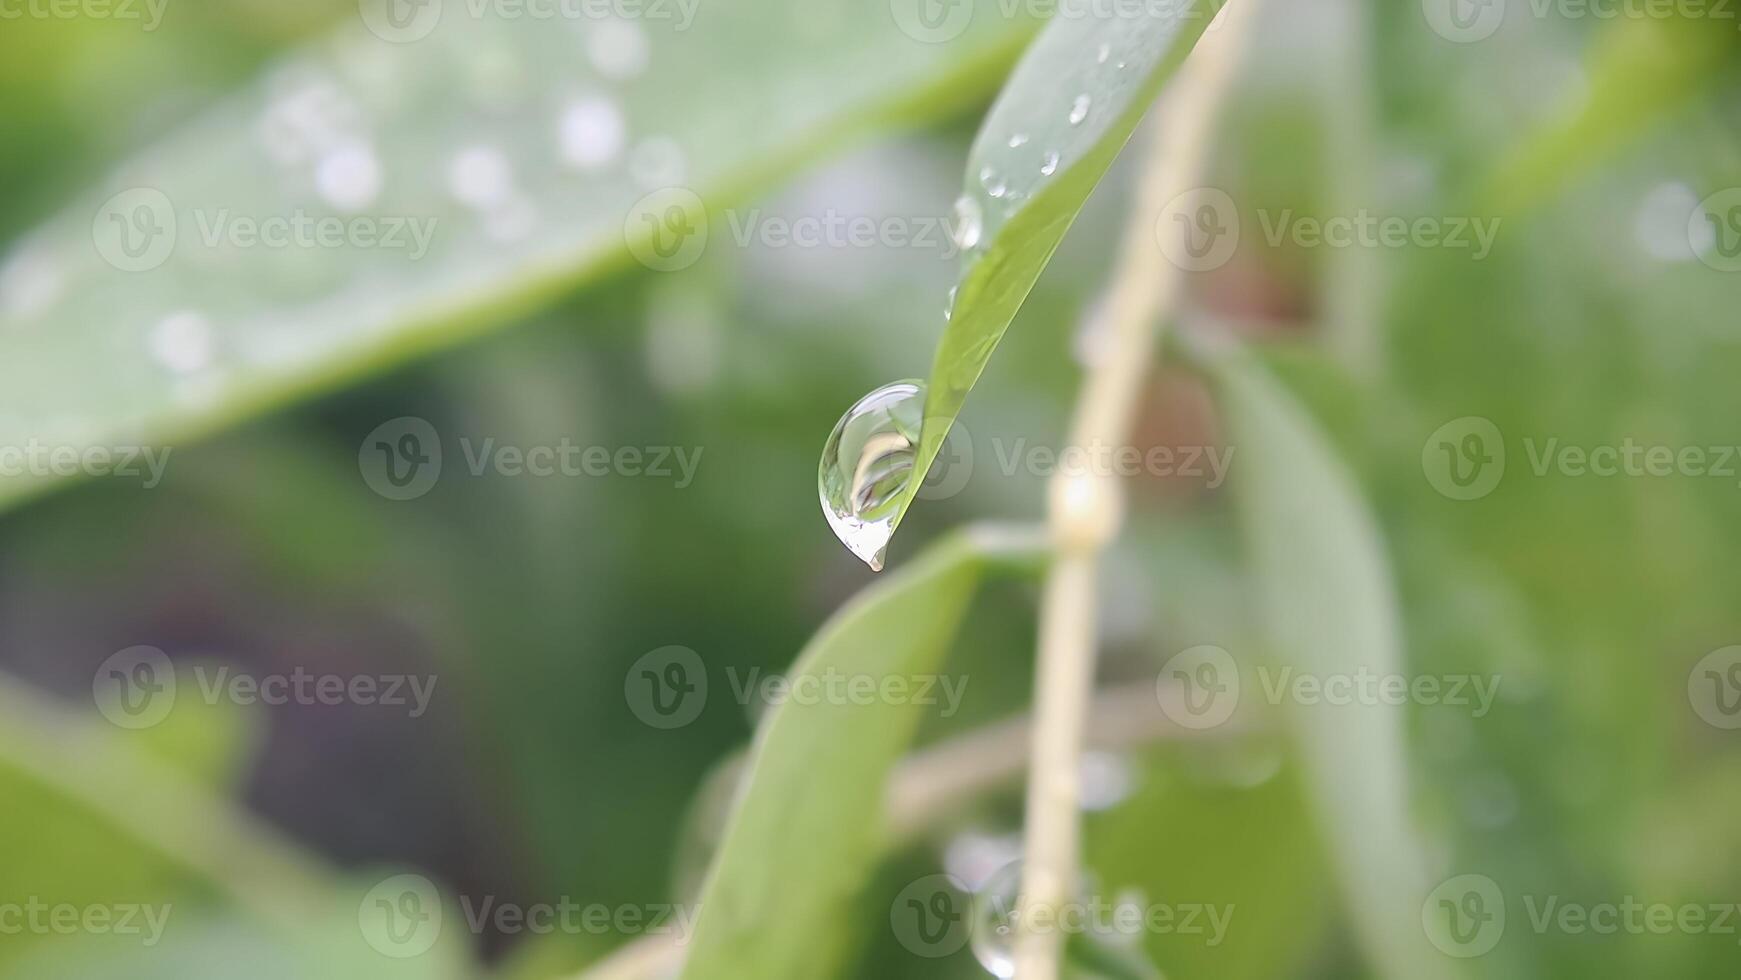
xmin=951 ymin=194 xmax=983 ymax=252
xmin=1068 ymin=95 xmax=1091 ymax=126
xmin=818 ymin=380 xmax=926 ymax=571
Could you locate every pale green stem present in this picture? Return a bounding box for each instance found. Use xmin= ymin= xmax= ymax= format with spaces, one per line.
xmin=1011 ymin=3 xmax=1265 ymax=978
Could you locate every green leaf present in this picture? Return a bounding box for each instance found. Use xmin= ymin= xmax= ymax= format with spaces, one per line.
xmin=1205 ymin=349 xmax=1455 ymax=980
xmin=894 ymin=0 xmax=1226 ymax=534
xmin=0 ymin=1 xmax=1042 ymax=513
xmin=678 ymin=524 xmax=1047 ymax=980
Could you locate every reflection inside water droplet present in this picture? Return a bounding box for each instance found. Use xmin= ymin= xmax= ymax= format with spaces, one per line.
xmin=818 ymin=380 xmax=926 ymax=571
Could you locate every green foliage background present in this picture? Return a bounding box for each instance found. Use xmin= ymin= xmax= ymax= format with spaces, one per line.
xmin=1 ymin=2 xmax=1739 ymax=979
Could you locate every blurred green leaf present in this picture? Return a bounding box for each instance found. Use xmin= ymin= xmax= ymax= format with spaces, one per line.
xmin=0 ymin=0 xmax=1043 ymax=513
xmin=1207 ymin=348 xmax=1453 ymax=980
xmin=679 ymin=525 xmax=1047 ymax=980
xmin=895 ymin=0 xmax=1225 ymax=536
xmin=0 ymin=671 xmax=337 ymax=945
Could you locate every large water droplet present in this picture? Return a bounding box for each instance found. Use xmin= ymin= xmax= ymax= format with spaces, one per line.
xmin=1069 ymin=95 xmax=1091 ymax=126
xmin=818 ymin=380 xmax=925 ymax=571
xmin=952 ymin=194 xmax=983 ymax=252
xmin=1039 ymin=152 xmax=1059 ymax=177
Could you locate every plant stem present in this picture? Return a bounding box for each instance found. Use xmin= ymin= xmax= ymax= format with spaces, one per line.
xmin=1011 ymin=4 xmax=1263 ymax=978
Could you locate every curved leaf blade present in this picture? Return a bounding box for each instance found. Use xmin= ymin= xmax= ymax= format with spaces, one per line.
xmin=896 ymin=0 xmax=1226 ymax=532
xmin=0 ymin=1 xmax=1042 ymax=512
xmin=678 ymin=524 xmax=1047 ymax=980
xmin=1207 ymin=349 xmax=1455 ymax=980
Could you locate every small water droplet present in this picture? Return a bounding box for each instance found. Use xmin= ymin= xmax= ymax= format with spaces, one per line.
xmin=1039 ymin=152 xmax=1059 ymax=177
xmin=315 ymin=142 xmax=381 ymax=212
xmin=951 ymin=195 xmax=983 ymax=252
xmin=1007 ymin=133 xmax=1029 ymax=149
xmin=818 ymin=380 xmax=925 ymax=571
xmin=944 ymin=285 xmax=958 ymax=321
xmin=1068 ymin=95 xmax=1091 ymax=126
xmin=559 ymin=95 xmax=626 ymax=170
xmin=149 ymin=311 xmax=214 ymax=375
xmin=1096 ymin=42 xmax=1111 ymax=64
xmin=982 ymin=168 xmax=1007 ymax=199
xmin=588 ymin=20 xmax=650 ymax=80
xmin=448 ymin=145 xmax=515 ymax=209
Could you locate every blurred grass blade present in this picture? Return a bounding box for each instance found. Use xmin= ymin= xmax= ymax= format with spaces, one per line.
xmin=678 ymin=524 xmax=1047 ymax=980
xmin=892 ymin=0 xmax=1226 ymax=536
xmin=1206 ymin=349 xmax=1454 ymax=980
xmin=0 ymin=1 xmax=1042 ymax=512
